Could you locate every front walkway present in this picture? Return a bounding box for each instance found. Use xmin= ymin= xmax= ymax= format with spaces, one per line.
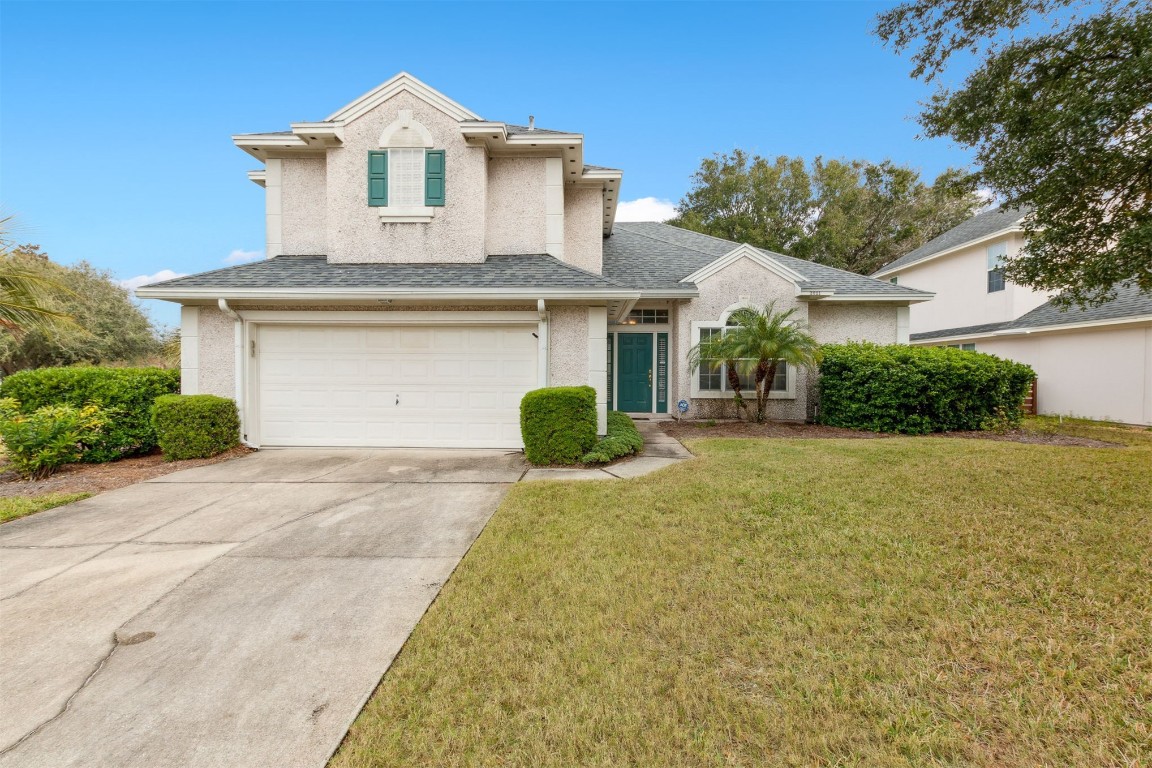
xmin=0 ymin=449 xmax=521 ymax=768
xmin=522 ymin=419 xmax=693 ymax=481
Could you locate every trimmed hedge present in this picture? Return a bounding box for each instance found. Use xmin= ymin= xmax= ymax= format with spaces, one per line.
xmin=817 ymin=343 xmax=1035 ymax=434
xmin=0 ymin=367 xmax=180 ymax=461
xmin=582 ymin=411 xmax=644 ymax=464
xmin=151 ymin=395 xmax=240 ymax=460
xmin=520 ymin=386 xmax=597 ymax=465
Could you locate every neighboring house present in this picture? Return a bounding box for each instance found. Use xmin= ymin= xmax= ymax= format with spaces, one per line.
xmin=874 ymin=208 xmax=1152 ymax=426
xmin=137 ymin=73 xmax=931 ymax=449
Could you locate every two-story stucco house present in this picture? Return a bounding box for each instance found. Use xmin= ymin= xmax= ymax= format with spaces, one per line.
xmin=873 ymin=207 xmax=1152 ymax=426
xmin=137 ymin=73 xmax=932 ymax=448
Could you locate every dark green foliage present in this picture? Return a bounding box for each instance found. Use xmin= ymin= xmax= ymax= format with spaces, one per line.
xmin=582 ymin=411 xmax=644 ymax=464
xmin=520 ymin=386 xmax=597 ymax=466
xmin=669 ymin=151 xmax=981 ymax=276
xmin=817 ymin=343 xmax=1035 ymax=434
xmin=151 ymin=395 xmax=240 ymax=461
xmin=0 ymin=367 xmax=180 ymax=461
xmin=0 ymin=399 xmax=108 ymax=479
xmin=875 ymin=1 xmax=1151 ymax=305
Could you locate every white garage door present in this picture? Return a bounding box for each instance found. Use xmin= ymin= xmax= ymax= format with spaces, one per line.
xmin=255 ymin=324 xmax=538 ymax=448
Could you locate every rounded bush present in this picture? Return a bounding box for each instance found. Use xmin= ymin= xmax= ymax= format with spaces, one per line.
xmin=816 ymin=343 xmax=1035 ymax=434
xmin=151 ymin=394 xmax=240 ymax=460
xmin=0 ymin=367 xmax=180 ymax=462
xmin=582 ymin=411 xmax=644 ymax=464
xmin=520 ymin=386 xmax=598 ymax=465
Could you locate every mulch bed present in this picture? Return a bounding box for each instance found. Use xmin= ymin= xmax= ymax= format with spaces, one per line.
xmin=0 ymin=445 xmax=256 ymax=499
xmin=660 ymin=420 xmax=1123 ymax=448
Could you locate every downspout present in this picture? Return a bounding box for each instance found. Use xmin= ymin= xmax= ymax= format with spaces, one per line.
xmin=218 ymin=299 xmax=256 ymax=448
xmin=537 ymin=299 xmax=549 ymax=388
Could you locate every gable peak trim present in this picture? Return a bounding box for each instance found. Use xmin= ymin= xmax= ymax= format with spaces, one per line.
xmin=680 ymin=244 xmax=808 ymax=286
xmin=326 ymin=72 xmax=482 ymax=125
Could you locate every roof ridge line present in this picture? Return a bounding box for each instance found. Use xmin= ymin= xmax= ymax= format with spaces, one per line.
xmin=614 ymin=223 xmax=721 ymax=258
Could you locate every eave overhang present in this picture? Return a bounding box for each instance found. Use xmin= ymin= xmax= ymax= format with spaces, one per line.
xmin=872 ymin=225 xmax=1025 ymax=278
xmin=134 ymin=286 xmax=644 ymax=304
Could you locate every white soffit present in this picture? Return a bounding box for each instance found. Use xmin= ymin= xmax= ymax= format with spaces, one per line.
xmin=681 ymin=244 xmax=808 ymax=285
xmin=326 ymin=71 xmax=482 ymax=124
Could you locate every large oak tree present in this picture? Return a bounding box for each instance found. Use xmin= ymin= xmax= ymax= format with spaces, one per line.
xmin=670 ymin=151 xmax=981 ymax=276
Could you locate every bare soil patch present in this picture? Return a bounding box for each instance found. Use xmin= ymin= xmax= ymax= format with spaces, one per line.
xmin=661 ymin=419 xmax=1123 ymax=448
xmin=0 ymin=445 xmax=255 ymax=499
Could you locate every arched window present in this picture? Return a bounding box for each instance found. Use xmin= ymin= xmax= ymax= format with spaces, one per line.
xmin=690 ymin=310 xmax=792 ymax=398
xmin=368 ymin=110 xmax=444 ymax=220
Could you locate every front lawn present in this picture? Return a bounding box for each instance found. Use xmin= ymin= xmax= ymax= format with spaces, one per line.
xmin=333 ymin=435 xmax=1151 ymax=767
xmin=0 ymin=492 xmax=90 ymax=523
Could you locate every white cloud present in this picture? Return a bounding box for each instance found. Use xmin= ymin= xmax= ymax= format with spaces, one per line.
xmin=120 ymin=269 xmax=188 ymax=294
xmin=616 ymin=197 xmax=677 ymax=223
xmin=224 ymin=248 xmax=263 ymax=264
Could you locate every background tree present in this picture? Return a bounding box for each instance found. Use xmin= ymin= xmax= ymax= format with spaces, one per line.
xmin=0 ymin=245 xmax=163 ymax=375
xmin=875 ymin=0 xmax=1151 ymax=305
xmin=671 ymin=152 xmax=981 ymax=275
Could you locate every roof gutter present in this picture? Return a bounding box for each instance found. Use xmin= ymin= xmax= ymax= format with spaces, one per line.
xmin=136 ymin=286 xmax=646 ymax=303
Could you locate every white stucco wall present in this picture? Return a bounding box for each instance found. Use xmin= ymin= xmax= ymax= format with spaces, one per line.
xmin=197 ymin=307 xmax=235 ymax=398
xmin=807 ymin=303 xmax=899 ymax=344
xmin=325 ymin=90 xmax=488 ymax=264
xmin=548 ymin=305 xmax=590 ymax=387
xmin=960 ymin=325 xmax=1152 ymax=425
xmin=893 ymin=234 xmax=1052 ymax=333
xmin=281 ymin=157 xmax=327 ymax=254
xmin=563 ymin=186 xmax=603 ymax=274
xmin=486 ymin=157 xmax=547 ymax=254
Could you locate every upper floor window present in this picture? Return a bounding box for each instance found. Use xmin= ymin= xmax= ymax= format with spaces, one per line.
xmin=889 ymin=276 xmax=898 ymax=285
xmin=987 ymin=242 xmax=1007 ymax=293
xmin=369 ymin=110 xmax=444 ymax=219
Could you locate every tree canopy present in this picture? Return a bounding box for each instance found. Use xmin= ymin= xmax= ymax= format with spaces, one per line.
xmin=670 ymin=151 xmax=982 ymax=276
xmin=0 ymin=246 xmax=163 ymax=375
xmin=875 ymin=0 xmax=1152 ymax=305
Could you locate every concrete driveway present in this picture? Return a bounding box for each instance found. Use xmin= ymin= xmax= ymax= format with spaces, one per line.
xmin=0 ymin=448 xmax=525 ymax=768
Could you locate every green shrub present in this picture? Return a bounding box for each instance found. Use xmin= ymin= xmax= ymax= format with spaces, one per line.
xmin=520 ymin=386 xmax=598 ymax=465
xmin=0 ymin=398 xmax=109 ymax=479
xmin=151 ymin=395 xmax=240 ymax=460
xmin=817 ymin=343 xmax=1036 ymax=434
xmin=582 ymin=411 xmax=644 ymax=464
xmin=0 ymin=367 xmax=180 ymax=462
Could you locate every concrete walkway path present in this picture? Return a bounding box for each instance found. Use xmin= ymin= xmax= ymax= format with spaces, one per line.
xmin=0 ymin=449 xmax=523 ymax=768
xmin=521 ymin=419 xmax=693 ymax=482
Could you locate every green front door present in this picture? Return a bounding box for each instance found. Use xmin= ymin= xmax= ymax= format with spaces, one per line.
xmin=617 ymin=333 xmax=653 ymax=412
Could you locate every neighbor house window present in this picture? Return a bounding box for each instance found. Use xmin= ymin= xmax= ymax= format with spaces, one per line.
xmin=945 ymin=343 xmax=977 ymax=351
xmin=695 ymin=323 xmax=788 ymax=395
xmin=624 ymin=308 xmax=669 ymax=325
xmin=987 ymin=242 xmax=1007 ymax=293
xmin=889 ymin=276 xmax=898 ymax=285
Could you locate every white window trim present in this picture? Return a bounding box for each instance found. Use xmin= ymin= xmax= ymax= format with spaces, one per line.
xmin=376 ymin=110 xmax=437 ymax=223
xmin=688 ymin=320 xmax=796 ymax=400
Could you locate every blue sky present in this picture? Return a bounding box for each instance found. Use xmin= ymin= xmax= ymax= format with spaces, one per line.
xmin=1 ymin=0 xmax=972 ymax=328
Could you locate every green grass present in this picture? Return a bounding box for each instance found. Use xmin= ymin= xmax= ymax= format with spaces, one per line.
xmin=0 ymin=492 xmax=90 ymax=523
xmin=333 ymin=436 xmax=1151 ymax=768
xmin=1020 ymin=414 xmax=1152 ymax=447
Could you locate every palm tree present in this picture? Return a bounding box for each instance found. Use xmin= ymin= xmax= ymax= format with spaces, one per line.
xmin=0 ymin=216 xmax=71 ymax=337
xmin=688 ymin=302 xmax=823 ymax=423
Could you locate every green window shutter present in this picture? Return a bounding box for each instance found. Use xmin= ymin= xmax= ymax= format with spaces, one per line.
xmin=656 ymin=333 xmax=668 ymax=413
xmin=606 ymin=334 xmax=614 ymax=410
xmin=425 ymin=149 xmax=445 ymax=206
xmin=368 ymin=151 xmax=388 ymax=206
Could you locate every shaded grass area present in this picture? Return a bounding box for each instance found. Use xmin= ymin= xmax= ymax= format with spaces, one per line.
xmin=0 ymin=492 xmax=90 ymax=523
xmin=1021 ymin=415 xmax=1152 ymax=447
xmin=333 ymin=437 xmax=1151 ymax=768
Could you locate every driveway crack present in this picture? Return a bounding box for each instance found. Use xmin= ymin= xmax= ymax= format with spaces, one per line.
xmin=0 ymin=641 xmax=120 ymax=756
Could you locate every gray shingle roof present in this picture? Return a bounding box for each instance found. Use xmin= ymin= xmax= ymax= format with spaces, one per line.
xmin=503 ymin=124 xmax=578 ymax=137
xmin=874 ymin=206 xmax=1029 ymax=276
xmin=606 ymin=222 xmax=932 ymax=298
xmin=139 ymin=254 xmax=626 ymax=292
xmin=910 ymin=282 xmax=1152 ymax=340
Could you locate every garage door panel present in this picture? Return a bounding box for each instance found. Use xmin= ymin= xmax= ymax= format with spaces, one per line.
xmin=257 ymin=323 xmax=537 ymax=448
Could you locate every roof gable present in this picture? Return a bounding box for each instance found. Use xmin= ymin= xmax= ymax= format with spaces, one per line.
xmin=326 ymin=72 xmax=482 ymax=125
xmin=873 ymin=206 xmax=1029 ymax=277
xmin=681 ymin=243 xmax=808 ymax=286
